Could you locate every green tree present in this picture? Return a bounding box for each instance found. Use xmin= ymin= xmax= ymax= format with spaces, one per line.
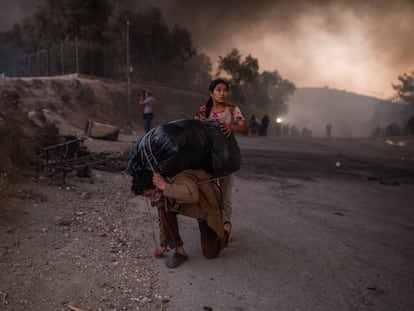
xmin=112 ymin=6 xmax=196 ymax=82
xmin=0 ymin=24 xmax=26 ymax=76
xmin=12 ymin=0 xmax=114 ymax=76
xmin=217 ymin=48 xmax=259 ymax=85
xmin=181 ymin=52 xmax=212 ymax=92
xmin=217 ymin=49 xmax=295 ymax=117
xmin=33 ymin=0 xmax=113 ymax=42
xmin=169 ymin=25 xmax=196 ymax=62
xmin=1 ymin=2 xmax=204 ymax=85
xmin=393 ymin=70 xmax=414 ymax=105
xmin=217 ymin=49 xmax=242 ymax=82
xmin=217 ymin=48 xmax=260 ymax=104
xmin=265 ymin=71 xmax=296 ymax=115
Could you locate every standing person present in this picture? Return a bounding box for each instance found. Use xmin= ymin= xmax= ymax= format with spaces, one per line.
xmin=249 ymin=114 xmax=259 ymax=135
xmin=326 ymin=122 xmax=332 ymax=138
xmin=134 ymin=169 xmax=230 ymax=268
xmin=140 ymin=90 xmax=155 ymax=133
xmin=195 ymin=78 xmax=248 ymax=236
xmin=261 ymin=114 xmax=270 ymax=136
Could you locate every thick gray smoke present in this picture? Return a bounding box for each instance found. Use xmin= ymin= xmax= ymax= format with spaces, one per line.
xmin=0 ymin=0 xmax=37 ymax=31
xmin=148 ymin=0 xmax=414 ymax=98
xmin=1 ymin=0 xmax=413 ymax=98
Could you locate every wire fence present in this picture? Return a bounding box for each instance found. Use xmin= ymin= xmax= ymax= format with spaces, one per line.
xmin=6 ymin=39 xmax=125 ymax=80
xmin=1 ymin=38 xmax=212 ymax=94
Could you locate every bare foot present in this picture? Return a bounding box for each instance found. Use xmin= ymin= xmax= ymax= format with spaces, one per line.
xmin=175 ymin=246 xmax=187 ymax=257
xmin=224 ymin=222 xmax=232 ymax=235
xmin=154 ymin=246 xmax=167 ymax=258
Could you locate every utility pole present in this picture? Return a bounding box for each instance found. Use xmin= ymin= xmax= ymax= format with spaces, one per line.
xmin=126 ymin=20 xmax=131 ymax=105
xmin=75 ymin=37 xmax=79 ymax=74
xmin=60 ymin=41 xmax=64 ymax=75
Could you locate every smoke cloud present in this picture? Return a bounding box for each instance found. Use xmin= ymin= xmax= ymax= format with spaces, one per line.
xmin=1 ymin=0 xmax=413 ymax=98
xmin=155 ymin=0 xmax=414 ymax=98
xmin=0 ymin=0 xmax=37 ymax=31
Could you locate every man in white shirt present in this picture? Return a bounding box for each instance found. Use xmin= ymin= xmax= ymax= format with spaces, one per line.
xmin=140 ymin=90 xmax=155 ymax=133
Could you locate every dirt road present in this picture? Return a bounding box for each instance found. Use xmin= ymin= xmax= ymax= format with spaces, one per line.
xmin=1 ymin=135 xmax=414 ymax=310
xmin=155 ymin=135 xmax=414 ymax=310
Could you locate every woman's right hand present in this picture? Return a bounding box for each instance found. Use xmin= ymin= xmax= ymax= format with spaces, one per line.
xmin=219 ymin=122 xmax=233 ymax=137
xmin=152 ymin=173 xmax=167 ymax=190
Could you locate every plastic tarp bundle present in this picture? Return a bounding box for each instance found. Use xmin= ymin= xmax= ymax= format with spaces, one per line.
xmin=127 ymin=119 xmax=241 ymax=193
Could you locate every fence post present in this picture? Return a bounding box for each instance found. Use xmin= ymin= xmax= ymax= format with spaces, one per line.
xmin=126 ymin=20 xmax=131 ymax=105
xmin=46 ymin=49 xmax=49 ymax=76
xmin=60 ymin=41 xmax=64 ymax=75
xmin=75 ymin=37 xmax=79 ymax=74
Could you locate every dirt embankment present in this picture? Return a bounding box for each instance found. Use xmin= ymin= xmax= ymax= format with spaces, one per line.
xmin=0 ymin=75 xmax=207 ymax=192
xmin=0 ymin=75 xmax=206 ymax=133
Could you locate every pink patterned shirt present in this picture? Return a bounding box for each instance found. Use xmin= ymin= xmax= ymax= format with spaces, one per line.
xmin=196 ymin=104 xmax=245 ymax=124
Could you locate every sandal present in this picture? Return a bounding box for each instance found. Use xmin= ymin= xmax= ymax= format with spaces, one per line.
xmin=166 ymin=252 xmax=188 ymax=268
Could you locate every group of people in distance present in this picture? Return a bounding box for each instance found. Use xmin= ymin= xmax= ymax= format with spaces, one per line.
xmin=248 ymin=113 xmax=270 ymax=136
xmin=135 ymin=79 xmax=248 ymax=268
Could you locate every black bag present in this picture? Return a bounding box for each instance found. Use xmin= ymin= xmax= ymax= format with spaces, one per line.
xmin=128 ymin=119 xmax=212 ymax=177
xmin=128 ymin=119 xmax=241 ymax=190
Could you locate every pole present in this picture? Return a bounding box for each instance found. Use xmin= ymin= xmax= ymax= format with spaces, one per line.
xmin=60 ymin=41 xmax=64 ymax=75
xmin=75 ymin=37 xmax=79 ymax=74
xmin=90 ymin=41 xmax=93 ymax=75
xmin=126 ymin=20 xmax=131 ymax=105
xmin=46 ymin=49 xmax=49 ymax=76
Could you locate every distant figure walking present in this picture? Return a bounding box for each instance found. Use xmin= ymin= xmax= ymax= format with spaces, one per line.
xmin=140 ymin=90 xmax=155 ymax=133
xmin=259 ymin=114 xmax=270 ymax=136
xmin=249 ymin=114 xmax=259 ymax=135
xmin=326 ymin=122 xmax=332 ymax=138
xmin=405 ymin=115 xmax=414 ymax=135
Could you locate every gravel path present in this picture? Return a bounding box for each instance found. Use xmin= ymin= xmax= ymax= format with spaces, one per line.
xmin=0 ymin=167 xmax=170 ymax=310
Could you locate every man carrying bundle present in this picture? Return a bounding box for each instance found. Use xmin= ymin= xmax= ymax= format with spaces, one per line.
xmin=133 ymin=168 xmax=230 ymax=268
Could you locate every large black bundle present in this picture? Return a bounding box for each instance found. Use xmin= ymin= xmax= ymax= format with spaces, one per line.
xmin=127 ymin=119 xmax=241 ymax=193
xmin=128 ymin=119 xmax=212 ymax=177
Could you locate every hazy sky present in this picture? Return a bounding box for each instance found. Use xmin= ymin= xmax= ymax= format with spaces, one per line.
xmin=1 ymin=0 xmax=413 ymax=99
